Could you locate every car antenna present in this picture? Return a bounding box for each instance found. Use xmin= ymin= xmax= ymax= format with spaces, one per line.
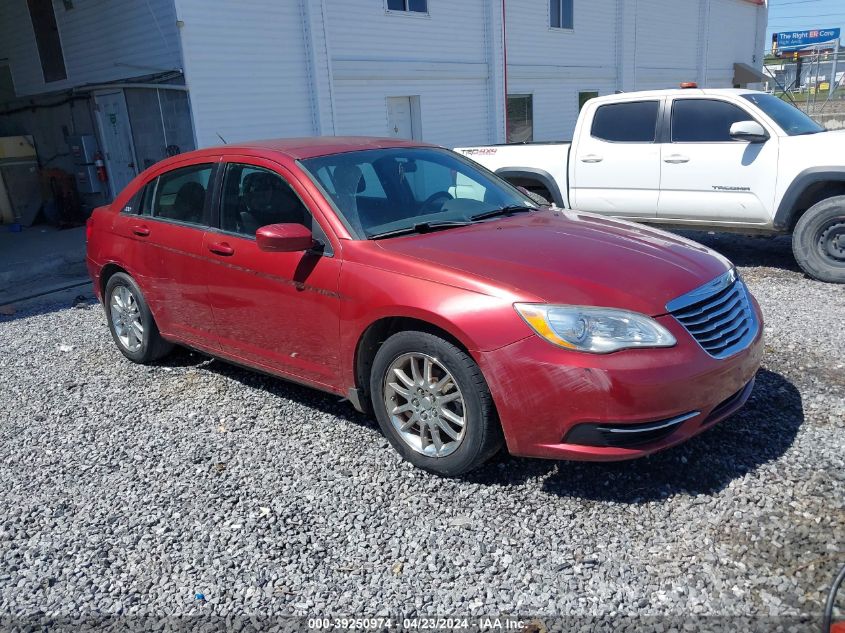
xmin=216 ymin=132 xmax=228 ymax=144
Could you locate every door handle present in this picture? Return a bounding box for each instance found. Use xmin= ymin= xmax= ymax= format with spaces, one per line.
xmin=131 ymin=225 xmax=150 ymax=237
xmin=208 ymin=241 xmax=235 ymax=256
xmin=664 ymin=155 xmax=690 ymax=164
xmin=580 ymin=154 xmax=604 ymax=163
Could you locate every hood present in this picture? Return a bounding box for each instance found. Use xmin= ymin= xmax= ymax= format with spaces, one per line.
xmin=375 ymin=210 xmax=731 ymax=316
xmin=780 ymin=129 xmax=845 ymax=165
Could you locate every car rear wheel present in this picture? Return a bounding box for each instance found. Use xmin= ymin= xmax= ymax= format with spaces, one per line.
xmin=370 ymin=331 xmax=502 ymax=476
xmin=105 ymin=272 xmax=173 ymax=363
xmin=793 ymin=196 xmax=845 ymax=284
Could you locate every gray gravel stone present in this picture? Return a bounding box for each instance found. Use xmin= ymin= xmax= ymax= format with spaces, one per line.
xmin=0 ymin=231 xmax=842 ymax=625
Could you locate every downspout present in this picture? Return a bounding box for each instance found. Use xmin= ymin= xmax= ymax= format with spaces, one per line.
xmin=502 ymin=0 xmax=509 ymax=142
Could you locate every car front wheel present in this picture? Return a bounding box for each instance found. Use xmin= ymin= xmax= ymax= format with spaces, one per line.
xmin=793 ymin=195 xmax=845 ymax=283
xmin=370 ymin=331 xmax=502 ymax=476
xmin=104 ymin=272 xmax=173 ymax=363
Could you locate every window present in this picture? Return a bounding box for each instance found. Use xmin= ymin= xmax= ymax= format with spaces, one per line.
xmin=387 ymin=0 xmax=427 ymax=13
xmin=550 ymin=0 xmax=574 ymax=29
xmin=591 ymin=101 xmax=659 ymax=143
xmin=27 ymin=0 xmax=67 ymax=82
xmin=220 ymin=164 xmax=311 ymax=237
xmin=672 ymin=99 xmax=755 ymax=142
xmin=578 ymin=91 xmax=598 ymax=111
xmin=507 ymin=95 xmax=534 ymax=143
xmin=152 ymin=164 xmax=213 ymax=225
xmin=301 ymin=147 xmax=536 ymax=239
xmin=741 ymin=93 xmax=824 ymax=136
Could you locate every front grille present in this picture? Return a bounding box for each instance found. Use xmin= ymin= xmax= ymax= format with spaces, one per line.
xmin=667 ymin=269 xmax=758 ymax=359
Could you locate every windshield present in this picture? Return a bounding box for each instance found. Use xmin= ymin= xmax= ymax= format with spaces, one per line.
xmin=299 ymin=147 xmax=537 ymax=239
xmin=742 ymin=93 xmax=825 ymax=136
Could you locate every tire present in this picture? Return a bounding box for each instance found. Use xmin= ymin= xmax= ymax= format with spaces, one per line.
xmin=524 ymin=188 xmax=551 ymax=206
xmin=792 ymin=195 xmax=845 ymax=283
xmin=104 ymin=272 xmax=173 ymax=363
xmin=370 ymin=331 xmax=503 ymax=477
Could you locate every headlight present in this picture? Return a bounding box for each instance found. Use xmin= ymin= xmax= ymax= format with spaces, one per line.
xmin=514 ymin=303 xmax=676 ymax=353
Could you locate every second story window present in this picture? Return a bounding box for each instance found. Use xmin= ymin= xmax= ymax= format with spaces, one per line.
xmin=550 ymin=0 xmax=574 ymax=30
xmin=387 ymin=0 xmax=428 ymax=13
xmin=27 ymin=0 xmax=67 ymax=82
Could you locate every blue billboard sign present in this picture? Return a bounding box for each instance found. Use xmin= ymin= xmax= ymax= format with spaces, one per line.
xmin=775 ymin=28 xmax=841 ymax=52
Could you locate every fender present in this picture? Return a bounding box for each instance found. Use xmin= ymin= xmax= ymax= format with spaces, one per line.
xmin=495 ymin=167 xmax=564 ymax=207
xmin=774 ymin=167 xmax=845 ymax=230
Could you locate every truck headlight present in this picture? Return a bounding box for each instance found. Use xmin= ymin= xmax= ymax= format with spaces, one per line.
xmin=514 ymin=303 xmax=676 ymax=353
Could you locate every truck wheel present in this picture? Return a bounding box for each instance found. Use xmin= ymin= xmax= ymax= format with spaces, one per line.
xmin=792 ymin=196 xmax=845 ymax=283
xmin=370 ymin=331 xmax=503 ymax=477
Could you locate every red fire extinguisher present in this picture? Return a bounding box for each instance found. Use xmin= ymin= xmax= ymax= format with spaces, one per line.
xmin=94 ymin=151 xmax=108 ymax=182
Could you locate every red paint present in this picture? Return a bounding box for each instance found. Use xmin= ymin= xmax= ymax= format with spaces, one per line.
xmin=86 ymin=137 xmax=764 ymax=462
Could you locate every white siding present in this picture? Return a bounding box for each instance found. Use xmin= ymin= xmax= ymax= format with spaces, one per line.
xmin=634 ymin=0 xmax=700 ymax=89
xmin=174 ymin=0 xmax=317 ymax=148
xmin=0 ymin=0 xmax=180 ymax=97
xmin=325 ymin=0 xmax=496 ymax=145
xmin=505 ymin=0 xmax=767 ymax=141
xmin=705 ymin=0 xmax=763 ymax=86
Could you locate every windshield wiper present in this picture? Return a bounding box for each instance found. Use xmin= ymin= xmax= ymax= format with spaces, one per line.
xmin=470 ymin=205 xmax=535 ymax=222
xmin=368 ymin=221 xmax=471 ymax=240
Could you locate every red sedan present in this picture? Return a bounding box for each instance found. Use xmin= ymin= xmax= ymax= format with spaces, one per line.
xmin=86 ymin=137 xmax=763 ymax=476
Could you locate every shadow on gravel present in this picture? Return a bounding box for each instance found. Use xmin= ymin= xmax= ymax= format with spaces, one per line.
xmin=465 ymin=368 xmax=804 ymax=503
xmin=159 ymin=348 xmax=803 ymax=504
xmin=161 ymin=347 xmax=379 ymax=428
xmin=675 ymin=231 xmax=801 ymax=272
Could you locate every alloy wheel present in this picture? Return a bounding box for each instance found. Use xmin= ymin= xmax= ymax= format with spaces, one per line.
xmin=110 ymin=285 xmax=144 ymax=353
xmin=383 ymin=352 xmax=467 ymax=458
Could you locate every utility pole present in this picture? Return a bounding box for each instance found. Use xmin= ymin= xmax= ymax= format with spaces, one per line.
xmin=831 ymin=38 xmax=840 ymax=98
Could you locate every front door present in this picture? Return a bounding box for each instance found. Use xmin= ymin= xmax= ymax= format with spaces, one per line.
xmin=94 ymin=91 xmax=137 ymax=199
xmin=203 ymin=158 xmax=342 ymax=387
xmin=658 ymin=97 xmax=778 ymax=224
xmin=570 ymin=99 xmax=662 ymax=218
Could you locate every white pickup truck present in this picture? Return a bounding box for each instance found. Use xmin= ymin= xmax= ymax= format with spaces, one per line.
xmin=456 ymin=87 xmax=845 ymax=283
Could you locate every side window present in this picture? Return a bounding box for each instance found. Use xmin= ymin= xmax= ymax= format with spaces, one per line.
xmin=152 ymin=164 xmax=213 ymax=225
xmin=122 ymin=188 xmax=145 ymax=215
xmin=220 ymin=164 xmax=312 ymax=237
xmin=591 ymin=101 xmax=660 ymax=143
xmin=672 ymin=99 xmax=755 ymax=143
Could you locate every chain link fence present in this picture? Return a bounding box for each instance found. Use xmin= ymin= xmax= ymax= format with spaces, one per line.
xmin=764 ymin=50 xmax=845 ymax=127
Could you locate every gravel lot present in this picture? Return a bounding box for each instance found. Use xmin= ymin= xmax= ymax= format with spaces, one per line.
xmin=0 ymin=232 xmax=843 ymax=630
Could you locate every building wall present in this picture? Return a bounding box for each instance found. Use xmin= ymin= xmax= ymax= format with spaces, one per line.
xmin=174 ymin=0 xmax=317 ymax=148
xmin=0 ymin=0 xmax=181 ymax=97
xmin=506 ymin=0 xmax=768 ymax=141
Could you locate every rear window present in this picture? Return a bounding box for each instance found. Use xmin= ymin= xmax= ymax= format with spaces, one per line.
xmin=591 ymin=101 xmax=660 ymax=143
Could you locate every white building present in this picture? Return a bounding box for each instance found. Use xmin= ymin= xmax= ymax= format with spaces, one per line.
xmin=0 ymin=0 xmax=768 ymax=203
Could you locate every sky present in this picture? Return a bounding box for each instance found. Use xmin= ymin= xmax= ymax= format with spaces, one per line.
xmin=766 ymin=0 xmax=845 ymax=52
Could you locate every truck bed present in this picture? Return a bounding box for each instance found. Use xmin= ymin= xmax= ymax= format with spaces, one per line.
xmin=453 ymin=142 xmax=571 ymax=207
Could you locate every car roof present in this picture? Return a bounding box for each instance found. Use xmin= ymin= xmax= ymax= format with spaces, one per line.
xmin=589 ymin=88 xmax=757 ymax=103
xmin=161 ymin=136 xmax=437 ymax=165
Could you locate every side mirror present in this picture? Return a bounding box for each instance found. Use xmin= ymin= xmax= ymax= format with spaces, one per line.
xmin=730 ymin=121 xmax=769 ymax=143
xmin=256 ymin=223 xmax=315 ymax=253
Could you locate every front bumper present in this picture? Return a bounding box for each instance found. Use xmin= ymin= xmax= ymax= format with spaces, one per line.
xmin=476 ymin=303 xmax=764 ymax=461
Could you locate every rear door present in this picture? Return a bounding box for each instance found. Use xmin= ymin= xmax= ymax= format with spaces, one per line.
xmin=657 ymin=97 xmax=778 ymax=224
xmin=203 ymin=156 xmax=342 ymax=387
xmin=570 ymin=99 xmax=662 ymax=217
xmin=110 ymin=159 xmax=220 ymax=347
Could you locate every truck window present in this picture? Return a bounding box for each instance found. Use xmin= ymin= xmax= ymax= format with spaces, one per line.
xmin=591 ymin=101 xmax=659 ymax=143
xmin=672 ymin=99 xmax=753 ymax=142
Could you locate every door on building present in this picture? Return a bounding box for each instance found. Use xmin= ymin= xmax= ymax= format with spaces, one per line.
xmin=657 ymin=97 xmax=777 ymax=224
xmin=386 ymin=96 xmax=422 ymax=140
xmin=94 ymin=91 xmax=138 ymax=199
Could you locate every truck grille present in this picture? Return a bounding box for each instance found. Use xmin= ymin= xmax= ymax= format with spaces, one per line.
xmin=666 ymin=269 xmax=758 ymax=359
